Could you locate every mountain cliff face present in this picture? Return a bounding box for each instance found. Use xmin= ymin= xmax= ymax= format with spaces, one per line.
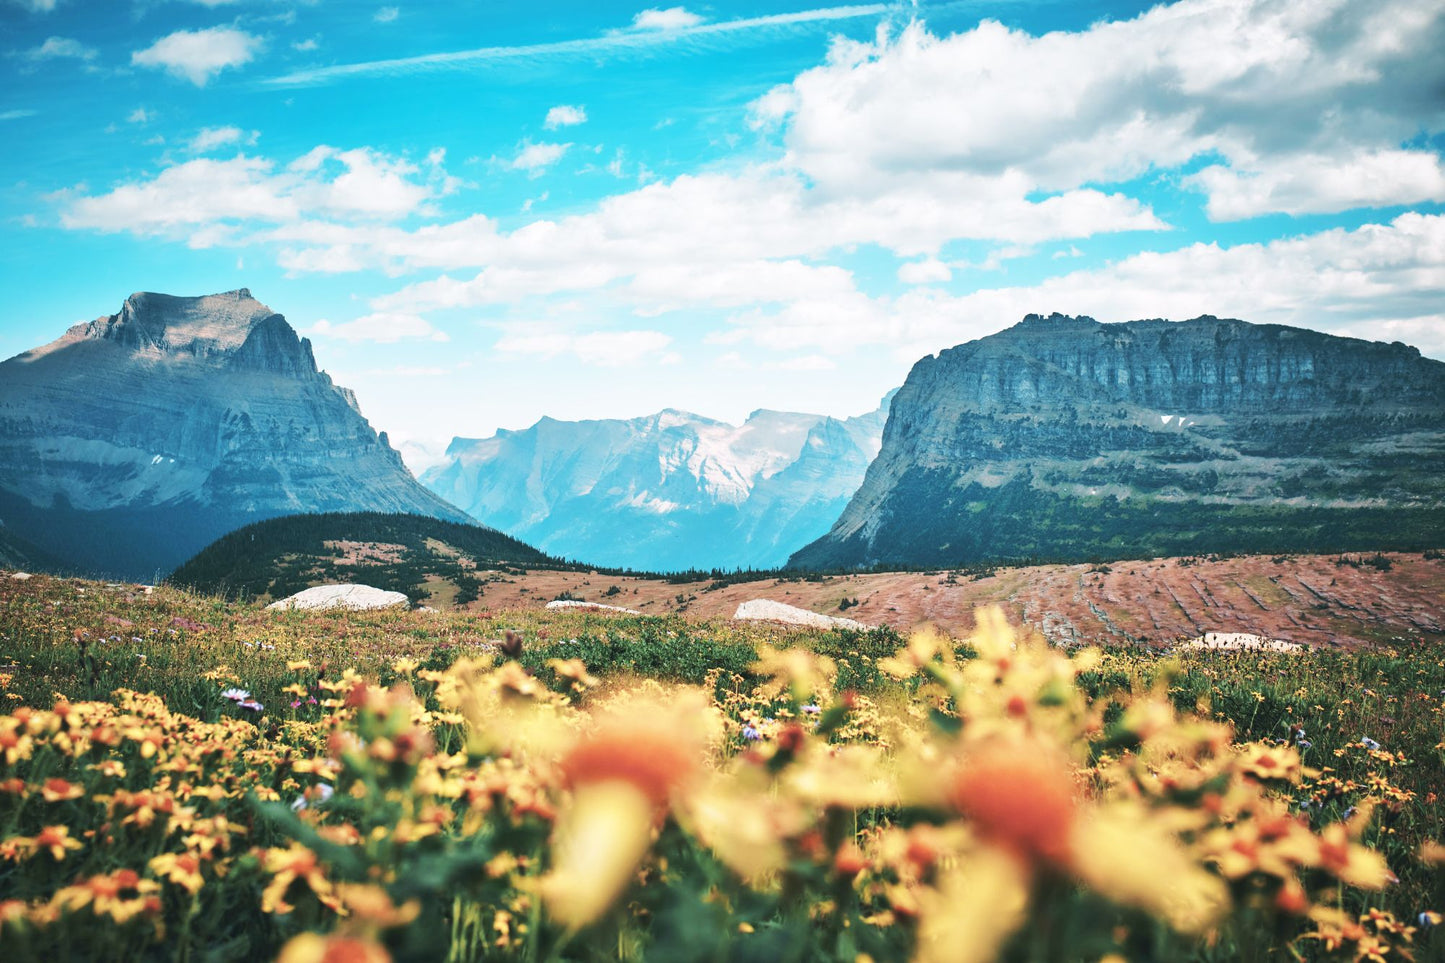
xmin=790 ymin=315 xmax=1445 ymax=569
xmin=422 ymin=399 xmax=891 ymax=571
xmin=0 ymin=290 xmax=473 ymax=579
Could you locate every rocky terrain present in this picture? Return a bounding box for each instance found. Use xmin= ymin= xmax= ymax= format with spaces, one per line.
xmin=423 ymin=397 xmax=891 ymax=570
xmin=792 ymin=315 xmax=1445 ymax=569
xmin=157 ymin=513 xmax=1443 ymax=648
xmin=484 ymin=551 xmax=1445 ymax=648
xmin=0 ymin=290 xmax=472 ymax=580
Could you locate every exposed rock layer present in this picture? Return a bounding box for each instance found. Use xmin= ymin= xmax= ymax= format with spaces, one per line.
xmin=791 ymin=315 xmax=1445 ymax=569
xmin=0 ymin=290 xmax=472 ymax=579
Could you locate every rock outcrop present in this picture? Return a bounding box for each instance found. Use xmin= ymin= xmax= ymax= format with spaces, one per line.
xmin=791 ymin=315 xmax=1445 ymax=569
xmin=423 ymin=398 xmax=892 ymax=571
xmin=0 ymin=290 xmax=473 ymax=579
xmin=266 ymin=584 xmax=410 ymax=612
xmin=732 ymin=599 xmax=870 ymax=631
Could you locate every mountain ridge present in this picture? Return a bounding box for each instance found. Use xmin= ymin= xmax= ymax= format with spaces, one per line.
xmin=423 ymin=396 xmax=894 ymax=571
xmin=791 ymin=314 xmax=1445 ymax=569
xmin=0 ymin=290 xmax=474 ymax=580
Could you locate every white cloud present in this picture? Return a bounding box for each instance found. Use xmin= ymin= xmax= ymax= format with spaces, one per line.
xmin=22 ymin=36 xmax=96 ymax=61
xmin=763 ymin=1 xmax=1445 ymax=216
xmin=265 ymin=4 xmax=887 ymax=88
xmin=132 ymin=27 xmax=263 ymax=86
xmin=630 ymin=6 xmax=703 ymax=31
xmin=309 ymin=313 xmax=447 ymax=343
xmin=494 ymin=329 xmax=673 ymax=366
xmin=7 ymin=0 xmax=62 ymax=11
xmin=544 ymin=104 xmax=587 ymax=129
xmin=1189 ymin=150 xmax=1445 ymax=220
xmin=60 ymin=146 xmax=455 ymax=237
xmin=362 ymin=167 xmax=1159 ymax=312
xmin=717 ymin=213 xmax=1445 ymax=361
xmin=374 ymin=6 xmax=399 ymax=24
xmin=188 ymin=126 xmax=257 ymax=153
xmin=128 ymin=107 xmax=153 ymax=124
xmin=292 ymin=38 xmax=319 ymax=52
xmin=509 ymin=141 xmax=571 ymax=174
xmin=0 ymin=109 xmax=38 ymax=121
xmin=289 ymin=146 xmax=443 ymax=218
xmin=898 ymin=258 xmax=951 ymax=285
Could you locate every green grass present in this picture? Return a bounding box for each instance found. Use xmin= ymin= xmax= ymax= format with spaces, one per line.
xmin=1 ymin=572 xmax=1443 ymax=961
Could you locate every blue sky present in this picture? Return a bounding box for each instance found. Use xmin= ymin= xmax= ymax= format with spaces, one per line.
xmin=3 ymin=0 xmax=1443 ymax=468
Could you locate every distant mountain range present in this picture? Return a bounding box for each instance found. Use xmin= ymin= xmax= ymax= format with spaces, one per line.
xmin=791 ymin=314 xmax=1445 ymax=569
xmin=422 ymin=400 xmax=892 ymax=571
xmin=0 ymin=290 xmax=472 ymax=580
xmin=5 ymin=294 xmax=1442 ymax=583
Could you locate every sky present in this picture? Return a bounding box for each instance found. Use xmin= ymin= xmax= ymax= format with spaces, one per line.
xmin=2 ymin=0 xmax=1443 ymax=471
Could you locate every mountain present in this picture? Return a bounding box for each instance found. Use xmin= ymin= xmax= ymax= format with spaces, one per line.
xmin=0 ymin=520 xmax=68 ymax=574
xmin=422 ymin=399 xmax=892 ymax=571
xmin=791 ymin=314 xmax=1445 ymax=569
xmin=0 ymin=290 xmax=473 ymax=580
xmin=169 ymin=512 xmax=570 ymax=605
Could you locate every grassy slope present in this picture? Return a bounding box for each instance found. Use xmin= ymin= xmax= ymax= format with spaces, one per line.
xmin=167 ymin=511 xmax=576 ymax=604
xmin=0 ymin=569 xmax=1442 ymax=958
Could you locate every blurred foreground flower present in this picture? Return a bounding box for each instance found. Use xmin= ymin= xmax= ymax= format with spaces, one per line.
xmin=540 ymin=690 xmax=715 ymax=928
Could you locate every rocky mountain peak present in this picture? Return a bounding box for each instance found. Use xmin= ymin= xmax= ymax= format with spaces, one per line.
xmin=0 ymin=289 xmax=473 ymax=579
xmin=76 ymin=289 xmax=318 ymax=377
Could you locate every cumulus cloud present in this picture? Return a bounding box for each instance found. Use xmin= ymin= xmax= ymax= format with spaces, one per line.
xmin=309 ymin=313 xmax=448 ymax=343
xmin=630 ymin=6 xmax=703 ymax=31
xmin=494 ymin=328 xmax=673 ymax=366
xmin=544 ymin=105 xmax=587 ymax=129
xmin=21 ymin=36 xmax=96 ymax=61
xmin=374 ymin=6 xmax=399 ymax=23
xmin=59 ymin=146 xmax=456 ymax=238
xmin=358 ymin=167 xmax=1159 ymax=313
xmin=897 ymin=258 xmax=951 ymax=285
xmin=188 ymin=126 xmax=257 ymax=153
xmin=132 ymin=27 xmax=263 ymax=86
xmin=1188 ymin=150 xmax=1445 ymax=220
xmin=509 ymin=141 xmax=570 ymax=174
xmin=717 ymin=213 xmax=1445 ymax=361
xmin=127 ymin=107 xmax=154 ymax=124
xmin=761 ymin=0 xmax=1445 ymax=215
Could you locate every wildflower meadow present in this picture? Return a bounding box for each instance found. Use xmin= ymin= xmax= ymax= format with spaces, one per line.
xmin=0 ymin=572 xmax=1442 ymax=962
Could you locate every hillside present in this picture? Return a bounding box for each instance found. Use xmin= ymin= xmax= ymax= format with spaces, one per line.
xmin=165 ymin=518 xmax=1445 ymax=648
xmin=0 ymin=290 xmax=473 ymax=581
xmin=168 ymin=512 xmax=569 ymax=605
xmin=792 ymin=314 xmax=1445 ymax=569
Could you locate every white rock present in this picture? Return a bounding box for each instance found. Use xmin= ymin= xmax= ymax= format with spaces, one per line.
xmin=544 ymin=599 xmax=642 ymax=615
xmin=733 ymin=599 xmax=870 ymax=631
xmin=266 ymin=584 xmax=410 ymax=612
xmin=10 ymin=572 xmax=32 ymax=581
xmin=1182 ymin=632 xmax=1304 ymax=653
